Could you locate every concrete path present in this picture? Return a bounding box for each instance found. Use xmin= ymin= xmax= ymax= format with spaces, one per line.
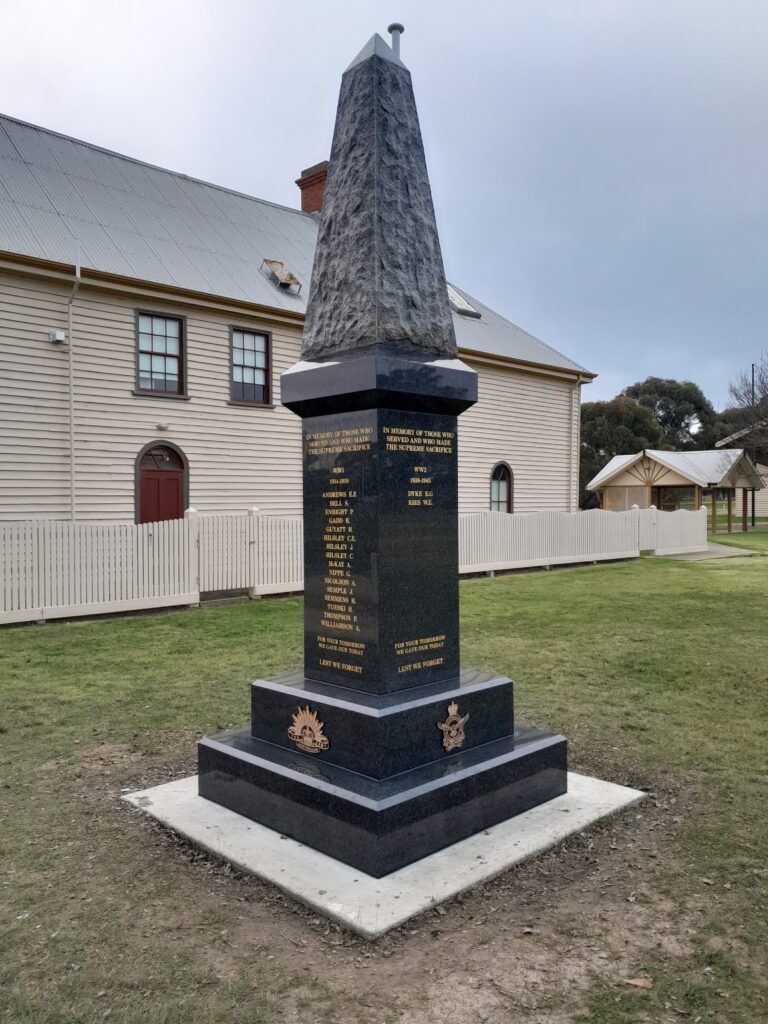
xmin=664 ymin=542 xmax=760 ymax=561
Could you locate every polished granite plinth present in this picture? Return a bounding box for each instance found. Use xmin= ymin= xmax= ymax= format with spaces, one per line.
xmin=198 ymin=723 xmax=566 ymax=877
xmin=249 ymin=669 xmax=514 ymax=778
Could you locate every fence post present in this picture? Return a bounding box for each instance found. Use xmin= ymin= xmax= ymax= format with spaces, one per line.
xmin=630 ymin=504 xmax=640 ymax=553
xmin=248 ymin=507 xmax=261 ymax=600
xmin=37 ymin=519 xmax=47 ymax=621
xmin=184 ymin=507 xmax=200 ymax=606
xmin=649 ymin=504 xmax=657 ymax=553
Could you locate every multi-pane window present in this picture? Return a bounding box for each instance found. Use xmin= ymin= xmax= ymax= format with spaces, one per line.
xmin=137 ymin=314 xmax=184 ymax=394
xmin=490 ymin=463 xmax=513 ymax=513
xmin=231 ymin=329 xmax=270 ymax=404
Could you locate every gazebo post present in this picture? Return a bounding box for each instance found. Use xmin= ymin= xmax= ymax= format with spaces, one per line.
xmin=727 ymin=490 xmax=733 ymax=533
xmin=711 ymin=488 xmax=717 ymax=534
xmin=742 ymin=487 xmax=748 ymax=532
xmin=694 ymin=485 xmax=702 ymax=511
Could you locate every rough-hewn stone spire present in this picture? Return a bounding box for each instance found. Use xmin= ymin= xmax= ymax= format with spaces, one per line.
xmin=301 ymin=33 xmax=457 ymax=360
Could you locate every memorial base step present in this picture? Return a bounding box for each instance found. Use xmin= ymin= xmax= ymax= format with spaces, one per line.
xmin=250 ymin=668 xmax=514 ymax=778
xmin=198 ymin=726 xmax=567 ymax=877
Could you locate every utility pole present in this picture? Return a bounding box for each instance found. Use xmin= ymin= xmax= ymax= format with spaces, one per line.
xmin=751 ymin=362 xmax=756 ymax=528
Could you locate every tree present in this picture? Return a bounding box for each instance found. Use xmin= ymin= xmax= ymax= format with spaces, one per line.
xmin=621 ymin=377 xmax=716 ymax=450
xmin=580 ymin=397 xmax=664 ymax=508
xmin=724 ymin=353 xmax=768 ymax=465
xmin=729 ymin=352 xmax=768 ymax=414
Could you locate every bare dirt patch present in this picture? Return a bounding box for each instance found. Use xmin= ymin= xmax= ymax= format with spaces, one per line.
xmin=54 ymin=741 xmax=713 ymax=1024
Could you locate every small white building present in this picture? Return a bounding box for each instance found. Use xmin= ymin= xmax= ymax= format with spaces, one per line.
xmin=716 ymin=418 xmax=768 ymax=519
xmin=587 ymin=448 xmax=763 ymax=531
xmin=0 ymin=114 xmax=594 ymax=524
xmin=755 ymin=465 xmax=768 ymax=518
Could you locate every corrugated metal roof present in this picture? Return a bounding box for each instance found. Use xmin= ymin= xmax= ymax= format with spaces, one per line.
xmin=588 ymin=449 xmax=764 ymax=490
xmin=0 ymin=112 xmax=591 ymax=376
xmin=446 ymin=283 xmax=588 ymax=373
xmin=587 ymin=453 xmax=643 ymax=490
xmin=645 ymin=449 xmax=760 ymax=488
xmin=715 ymin=416 xmax=768 ymax=447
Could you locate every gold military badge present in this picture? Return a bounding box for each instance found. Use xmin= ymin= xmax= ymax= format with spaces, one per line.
xmin=438 ymin=701 xmax=469 ymax=752
xmin=288 ymin=705 xmax=330 ymax=754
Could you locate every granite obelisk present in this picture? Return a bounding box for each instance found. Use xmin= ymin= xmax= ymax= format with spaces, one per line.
xmin=198 ymin=33 xmax=567 ymax=878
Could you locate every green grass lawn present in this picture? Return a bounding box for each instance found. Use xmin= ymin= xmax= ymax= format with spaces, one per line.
xmin=712 ymin=515 xmax=768 ymax=528
xmin=709 ymin=529 xmax=768 ymax=553
xmin=1 ymin=558 xmax=767 ymax=1023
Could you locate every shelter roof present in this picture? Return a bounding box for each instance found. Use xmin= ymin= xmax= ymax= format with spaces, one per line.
xmin=715 ymin=417 xmax=768 ymax=447
xmin=586 ymin=453 xmax=644 ymax=490
xmin=587 ymin=449 xmax=764 ymax=491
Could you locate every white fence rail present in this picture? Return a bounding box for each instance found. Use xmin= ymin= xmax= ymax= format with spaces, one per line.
xmin=252 ymin=515 xmax=304 ymax=595
xmin=1 ymin=507 xmax=707 ymax=626
xmin=652 ymin=507 xmax=710 ymax=556
xmin=0 ymin=518 xmax=198 ymax=625
xmin=637 ymin=507 xmax=658 ymax=551
xmin=197 ymin=512 xmax=304 ymax=597
xmin=459 ymin=509 xmax=641 ymax=573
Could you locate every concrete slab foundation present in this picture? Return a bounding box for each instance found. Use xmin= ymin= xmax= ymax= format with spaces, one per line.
xmin=124 ymin=772 xmax=643 ymax=939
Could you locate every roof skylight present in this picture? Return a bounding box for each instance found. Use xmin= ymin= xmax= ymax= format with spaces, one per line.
xmin=261 ymin=259 xmax=302 ymax=295
xmin=447 ymin=284 xmax=481 ymax=318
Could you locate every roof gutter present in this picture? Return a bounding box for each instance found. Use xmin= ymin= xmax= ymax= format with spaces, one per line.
xmin=460 ymin=347 xmax=596 ymax=384
xmin=1 ymin=252 xmax=597 ymax=382
xmin=0 ymin=252 xmax=306 ymax=329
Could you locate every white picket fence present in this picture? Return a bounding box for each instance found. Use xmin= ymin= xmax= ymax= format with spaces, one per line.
xmin=459 ymin=508 xmax=640 ymax=572
xmin=0 ymin=517 xmax=198 ymax=625
xmin=198 ymin=512 xmax=303 ymax=597
xmin=652 ymin=508 xmax=710 ymax=556
xmin=0 ymin=507 xmax=707 ymax=626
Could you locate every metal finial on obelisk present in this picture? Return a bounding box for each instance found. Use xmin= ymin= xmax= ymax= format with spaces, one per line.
xmin=387 ymin=23 xmax=404 ymax=57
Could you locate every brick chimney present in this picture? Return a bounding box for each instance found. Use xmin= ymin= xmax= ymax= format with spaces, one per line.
xmin=295 ymin=161 xmax=329 ymax=214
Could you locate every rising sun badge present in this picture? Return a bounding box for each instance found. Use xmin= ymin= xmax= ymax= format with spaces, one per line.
xmin=288 ymin=705 xmax=330 ymax=754
xmin=437 ymin=701 xmax=469 ymax=752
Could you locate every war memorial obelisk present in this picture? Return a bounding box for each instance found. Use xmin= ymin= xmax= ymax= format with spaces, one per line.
xmin=197 ymin=33 xmax=567 ymax=878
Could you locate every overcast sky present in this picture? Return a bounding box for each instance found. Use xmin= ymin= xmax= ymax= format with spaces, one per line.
xmin=2 ymin=0 xmax=766 ymax=408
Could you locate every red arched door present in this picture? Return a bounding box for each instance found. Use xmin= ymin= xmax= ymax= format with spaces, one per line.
xmin=138 ymin=445 xmax=185 ymax=523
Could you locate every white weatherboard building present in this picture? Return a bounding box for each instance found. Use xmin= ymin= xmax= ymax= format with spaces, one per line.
xmin=0 ymin=114 xmax=594 ymax=524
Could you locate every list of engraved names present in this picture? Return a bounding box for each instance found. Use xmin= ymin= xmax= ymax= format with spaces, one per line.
xmin=306 ymin=425 xmax=372 ymax=677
